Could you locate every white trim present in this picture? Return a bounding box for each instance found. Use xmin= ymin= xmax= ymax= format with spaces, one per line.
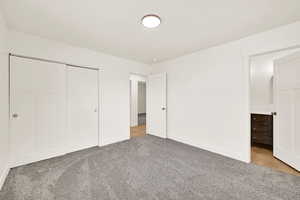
xmin=147 ymin=133 xmax=167 ymax=139
xmin=0 ymin=166 xmax=10 ymax=191
xmin=10 ymin=53 xmax=103 ymax=71
xmin=10 ymin=150 xmax=68 ymax=168
xmin=97 ymin=70 xmax=101 ymax=147
xmin=98 ymin=70 xmax=104 ymax=147
xmin=169 ymin=135 xmax=248 ymax=163
xmin=101 ymin=136 xmax=130 ymax=147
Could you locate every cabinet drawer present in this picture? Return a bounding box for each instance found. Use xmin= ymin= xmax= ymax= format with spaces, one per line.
xmin=253 ymin=120 xmax=272 ymax=127
xmin=251 ymin=114 xmax=272 ymax=122
xmin=252 ymin=130 xmax=272 ymax=137
xmin=251 ymin=114 xmax=273 ymax=146
xmin=252 ymin=125 xmax=272 ymax=132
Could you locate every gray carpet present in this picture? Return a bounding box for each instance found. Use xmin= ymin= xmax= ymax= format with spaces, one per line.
xmin=0 ymin=135 xmax=299 ymax=200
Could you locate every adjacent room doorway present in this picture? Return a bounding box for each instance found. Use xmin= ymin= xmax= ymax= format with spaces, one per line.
xmin=249 ymin=48 xmax=300 ymax=176
xmin=130 ymin=72 xmax=167 ymax=139
xmin=130 ymin=74 xmax=147 ymax=138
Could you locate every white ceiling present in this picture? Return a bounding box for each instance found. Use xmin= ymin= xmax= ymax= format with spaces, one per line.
xmin=1 ymin=0 xmax=300 ymax=64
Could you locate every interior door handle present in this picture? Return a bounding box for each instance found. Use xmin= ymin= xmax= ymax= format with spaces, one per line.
xmin=12 ymin=113 xmax=19 ymax=118
xmin=162 ymin=107 xmax=166 ymax=111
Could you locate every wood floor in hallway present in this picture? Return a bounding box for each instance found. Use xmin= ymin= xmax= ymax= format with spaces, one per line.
xmin=251 ymin=145 xmax=300 ymax=176
xmin=130 ymin=125 xmax=146 ymax=138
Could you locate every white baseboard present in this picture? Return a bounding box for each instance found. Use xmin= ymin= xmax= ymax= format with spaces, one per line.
xmin=169 ymin=135 xmax=249 ymax=163
xmin=0 ymin=166 xmax=10 ymax=191
xmin=10 ymin=149 xmax=70 ymax=168
xmin=101 ymin=136 xmax=130 ymax=147
xmin=147 ymin=133 xmax=167 ymax=139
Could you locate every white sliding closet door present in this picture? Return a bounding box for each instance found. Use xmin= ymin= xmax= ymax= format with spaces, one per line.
xmin=10 ymin=57 xmax=67 ymax=167
xmin=67 ymin=66 xmax=99 ymax=151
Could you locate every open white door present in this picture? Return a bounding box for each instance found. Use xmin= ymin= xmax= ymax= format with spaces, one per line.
xmin=273 ymin=51 xmax=300 ymax=171
xmin=147 ymin=73 xmax=167 ymax=138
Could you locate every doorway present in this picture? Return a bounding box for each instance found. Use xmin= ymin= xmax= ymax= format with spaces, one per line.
xmin=130 ymin=74 xmax=147 ymax=138
xmin=250 ymin=48 xmax=300 ymax=176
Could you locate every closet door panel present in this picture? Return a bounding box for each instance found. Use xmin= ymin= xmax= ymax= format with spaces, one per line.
xmin=10 ymin=57 xmax=67 ymax=167
xmin=67 ymin=66 xmax=99 ymax=151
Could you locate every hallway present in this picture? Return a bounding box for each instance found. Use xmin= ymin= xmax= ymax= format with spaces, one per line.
xmin=130 ymin=125 xmax=146 ymax=138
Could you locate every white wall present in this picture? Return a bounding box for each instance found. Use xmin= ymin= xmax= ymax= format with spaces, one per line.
xmin=8 ymin=31 xmax=151 ymax=146
xmin=0 ymin=11 xmax=9 ymax=190
xmin=151 ymin=21 xmax=300 ymax=162
xmin=251 ymin=55 xmax=274 ymax=106
xmin=138 ymin=82 xmax=146 ymax=114
xmin=250 ymin=48 xmax=300 ymax=114
xmin=130 ymin=74 xmax=146 ymax=126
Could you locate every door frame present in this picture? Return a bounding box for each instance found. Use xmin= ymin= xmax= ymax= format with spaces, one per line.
xmin=8 ymin=54 xmax=102 ymax=167
xmin=129 ymin=73 xmax=148 ymax=134
xmin=246 ymin=45 xmax=300 ymax=163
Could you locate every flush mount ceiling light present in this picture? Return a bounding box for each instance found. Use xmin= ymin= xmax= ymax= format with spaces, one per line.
xmin=142 ymin=14 xmax=161 ymax=28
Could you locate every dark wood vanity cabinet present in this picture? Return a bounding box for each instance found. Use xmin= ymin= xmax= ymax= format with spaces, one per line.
xmin=251 ymin=114 xmax=273 ymax=146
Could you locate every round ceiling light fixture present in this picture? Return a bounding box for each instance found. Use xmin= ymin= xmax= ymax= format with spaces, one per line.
xmin=142 ymin=14 xmax=161 ymax=28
